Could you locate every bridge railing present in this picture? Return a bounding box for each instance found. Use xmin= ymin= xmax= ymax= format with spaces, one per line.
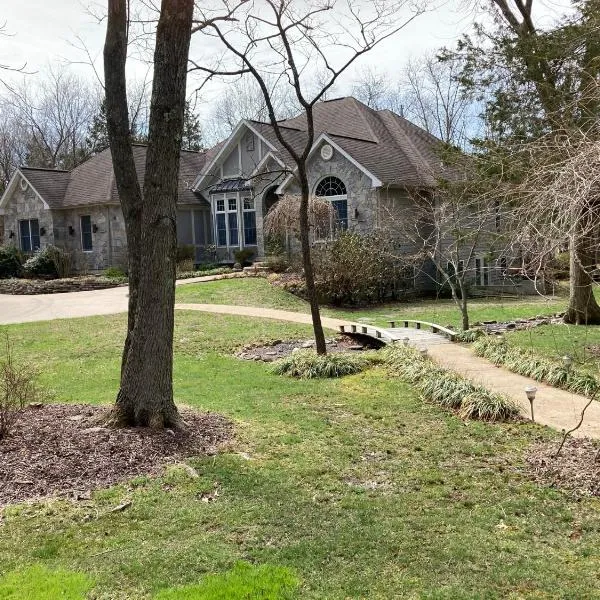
xmin=337 ymin=320 xmax=456 ymax=343
xmin=388 ymin=320 xmax=456 ymax=341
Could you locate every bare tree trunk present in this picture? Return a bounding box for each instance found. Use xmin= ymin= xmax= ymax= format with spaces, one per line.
xmin=106 ymin=0 xmax=194 ymax=427
xmin=103 ymin=0 xmax=143 ymax=378
xmin=565 ymin=216 xmax=600 ymax=324
xmin=299 ymin=175 xmax=327 ymax=355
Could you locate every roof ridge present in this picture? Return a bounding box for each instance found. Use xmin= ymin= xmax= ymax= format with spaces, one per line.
xmin=20 ymin=166 xmax=70 ymax=173
xmin=347 ymin=98 xmax=379 ymax=144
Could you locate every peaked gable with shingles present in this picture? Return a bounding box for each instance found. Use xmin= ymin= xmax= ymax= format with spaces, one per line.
xmin=1 ymin=146 xmax=208 ymax=210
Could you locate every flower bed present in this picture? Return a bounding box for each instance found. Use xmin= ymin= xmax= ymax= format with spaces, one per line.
xmin=0 ymin=276 xmax=126 ymax=295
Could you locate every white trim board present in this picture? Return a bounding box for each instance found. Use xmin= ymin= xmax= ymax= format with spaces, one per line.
xmin=0 ymin=169 xmax=51 ymax=210
xmin=275 ymin=133 xmax=382 ymax=194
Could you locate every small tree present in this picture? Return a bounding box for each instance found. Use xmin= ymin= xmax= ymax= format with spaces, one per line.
xmin=390 ymin=166 xmax=505 ymax=330
xmin=197 ymin=0 xmax=429 ymax=354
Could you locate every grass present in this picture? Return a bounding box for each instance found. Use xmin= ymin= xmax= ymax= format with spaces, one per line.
xmin=175 ymin=276 xmax=582 ymax=329
xmin=1 ymin=312 xmax=600 ymax=597
xmin=176 ymin=278 xmax=307 ymax=311
xmin=506 ymin=325 xmax=600 ymax=374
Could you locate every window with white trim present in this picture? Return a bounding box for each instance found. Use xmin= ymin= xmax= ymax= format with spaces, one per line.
xmin=19 ymin=219 xmax=40 ymax=252
xmin=215 ymin=198 xmax=227 ymax=246
xmin=215 ymin=195 xmax=240 ymax=247
xmin=242 ymin=197 xmax=257 ymax=245
xmin=475 ymin=257 xmax=490 ymax=286
xmin=80 ymin=215 xmax=93 ymax=251
xmin=315 ymin=176 xmax=348 ymax=233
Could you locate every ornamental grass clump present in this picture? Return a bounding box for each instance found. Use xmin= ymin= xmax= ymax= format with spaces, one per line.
xmin=474 ymin=335 xmax=600 ymax=398
xmin=272 ymin=350 xmax=370 ymax=379
xmin=376 ymin=344 xmax=519 ymax=421
xmin=460 ymin=391 xmax=520 ymax=422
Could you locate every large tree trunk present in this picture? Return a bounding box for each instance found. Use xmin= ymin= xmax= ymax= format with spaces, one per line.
xmin=564 ymin=216 xmax=600 ymax=324
xmin=106 ymin=0 xmax=194 ymax=427
xmin=299 ymin=174 xmax=327 ymax=355
xmin=103 ymin=0 xmax=143 ymax=377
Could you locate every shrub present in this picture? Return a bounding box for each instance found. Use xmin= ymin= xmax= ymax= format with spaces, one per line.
xmin=0 ymin=334 xmax=51 ymax=439
xmin=272 ymin=349 xmax=370 ymax=379
xmin=22 ymin=245 xmax=71 ymax=279
xmin=454 ymin=328 xmax=484 ymax=343
xmin=265 ymin=254 xmax=290 ymax=273
xmin=177 ymin=244 xmax=195 ymax=262
xmin=0 ymin=245 xmax=24 ymax=279
xmin=104 ymin=266 xmax=127 ymax=279
xmin=311 ymin=231 xmax=413 ymax=306
xmin=233 ymin=248 xmax=255 ymax=266
xmin=376 ymin=345 xmax=519 ymax=422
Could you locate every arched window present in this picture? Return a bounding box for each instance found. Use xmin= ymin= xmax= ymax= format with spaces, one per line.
xmin=315 ymin=176 xmax=348 ymax=232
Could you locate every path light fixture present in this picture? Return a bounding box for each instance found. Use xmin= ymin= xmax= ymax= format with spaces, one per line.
xmin=403 ymin=337 xmax=410 ymax=346
xmin=525 ymin=386 xmax=537 ymax=422
xmin=420 ymin=348 xmax=428 ymax=358
xmin=562 ymin=355 xmax=573 ymax=371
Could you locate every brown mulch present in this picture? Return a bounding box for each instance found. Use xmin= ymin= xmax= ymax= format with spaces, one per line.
xmin=0 ymin=404 xmax=232 ymax=506
xmin=526 ymin=438 xmax=600 ymax=498
xmin=237 ymin=335 xmax=379 ymax=362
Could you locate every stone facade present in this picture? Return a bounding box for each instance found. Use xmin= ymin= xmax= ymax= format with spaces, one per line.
xmin=2 ymin=185 xmax=55 ymax=251
xmin=51 ymin=205 xmax=128 ymax=272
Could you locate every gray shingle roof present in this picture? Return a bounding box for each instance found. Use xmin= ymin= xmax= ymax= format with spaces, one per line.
xmin=20 ymin=168 xmax=71 ymax=208
xmin=20 ymin=145 xmax=208 ymax=209
xmin=253 ymin=97 xmax=453 ymax=187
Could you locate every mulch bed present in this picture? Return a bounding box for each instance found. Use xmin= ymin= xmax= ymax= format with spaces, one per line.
xmin=237 ymin=335 xmax=378 ymax=362
xmin=0 ymin=277 xmax=126 ymax=295
xmin=0 ymin=404 xmax=232 ymax=506
xmin=526 ymin=438 xmax=600 ymax=498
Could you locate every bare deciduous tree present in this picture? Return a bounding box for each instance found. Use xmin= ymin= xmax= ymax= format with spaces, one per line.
xmin=501 ymin=132 xmax=600 ymax=324
xmin=6 ymin=67 xmax=99 ymax=170
xmin=399 ymin=52 xmax=478 ymax=148
xmin=197 ymin=0 xmax=429 ymax=354
xmin=104 ymin=0 xmax=194 ymax=428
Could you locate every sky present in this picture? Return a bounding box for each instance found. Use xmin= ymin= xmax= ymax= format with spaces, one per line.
xmin=0 ymin=0 xmax=572 ymax=117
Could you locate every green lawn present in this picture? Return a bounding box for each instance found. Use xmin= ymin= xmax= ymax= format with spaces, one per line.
xmin=1 ymin=312 xmax=600 ymax=598
xmin=176 ymin=277 xmax=573 ymax=329
xmin=176 ymin=278 xmax=308 ymax=312
xmin=506 ymin=324 xmax=600 ymax=373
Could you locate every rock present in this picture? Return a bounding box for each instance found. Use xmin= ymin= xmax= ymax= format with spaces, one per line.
xmin=301 ymin=341 xmax=314 ymax=348
xmin=67 ymin=415 xmax=85 ymax=421
xmin=265 ymin=351 xmax=278 ymax=356
xmin=82 ymin=426 xmax=106 ymax=434
xmin=506 ymin=323 xmax=516 ymax=329
xmin=348 ymin=345 xmax=364 ymax=351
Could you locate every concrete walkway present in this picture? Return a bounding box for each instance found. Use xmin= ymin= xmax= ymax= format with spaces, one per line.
xmin=0 ymin=285 xmax=598 ymax=438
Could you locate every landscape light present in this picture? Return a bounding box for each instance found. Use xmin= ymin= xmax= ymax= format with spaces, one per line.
xmin=525 ymin=386 xmax=537 ymax=421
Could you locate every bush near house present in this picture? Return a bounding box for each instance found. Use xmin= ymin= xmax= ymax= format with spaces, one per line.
xmin=22 ymin=246 xmax=72 ymax=279
xmin=0 ymin=246 xmax=24 ymax=279
xmin=311 ymin=231 xmax=414 ymax=306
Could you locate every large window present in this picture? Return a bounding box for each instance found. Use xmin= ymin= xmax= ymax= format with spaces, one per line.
xmin=215 ymin=196 xmax=240 ymax=247
xmin=315 ymin=176 xmax=348 ymax=232
xmin=243 ymin=197 xmax=257 ymax=245
xmin=19 ymin=219 xmax=40 ymax=252
xmin=475 ymin=257 xmax=490 ymax=286
xmin=80 ymin=215 xmax=93 ymax=251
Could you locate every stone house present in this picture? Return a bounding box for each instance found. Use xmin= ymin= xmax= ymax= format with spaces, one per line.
xmin=0 ymin=97 xmax=507 ymax=290
xmin=0 ymin=145 xmax=208 ymax=271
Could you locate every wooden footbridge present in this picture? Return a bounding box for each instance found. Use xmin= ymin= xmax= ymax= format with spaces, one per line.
xmin=339 ymin=319 xmax=455 ymax=348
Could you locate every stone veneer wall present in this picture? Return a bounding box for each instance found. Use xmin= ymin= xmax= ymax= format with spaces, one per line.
xmin=52 ymin=205 xmax=127 ymax=272
xmin=285 ymin=146 xmax=378 ymax=233
xmin=2 ymin=185 xmax=55 ymax=250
